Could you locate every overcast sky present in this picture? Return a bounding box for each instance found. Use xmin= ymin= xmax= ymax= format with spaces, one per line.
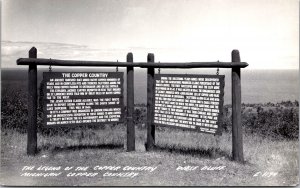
xmin=2 ymin=0 xmax=299 ymax=69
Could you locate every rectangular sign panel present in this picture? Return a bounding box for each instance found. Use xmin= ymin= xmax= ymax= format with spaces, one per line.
xmin=42 ymin=72 xmax=124 ymax=126
xmin=154 ymin=74 xmax=225 ymax=134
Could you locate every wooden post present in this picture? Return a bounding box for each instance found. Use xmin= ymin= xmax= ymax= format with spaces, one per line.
xmin=146 ymin=53 xmax=155 ymax=150
xmin=231 ymin=49 xmax=244 ymax=162
xmin=126 ymin=52 xmax=135 ymax=151
xmin=27 ymin=47 xmax=38 ymax=155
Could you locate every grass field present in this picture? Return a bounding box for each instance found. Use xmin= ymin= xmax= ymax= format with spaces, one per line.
xmin=1 ymin=125 xmax=298 ymax=186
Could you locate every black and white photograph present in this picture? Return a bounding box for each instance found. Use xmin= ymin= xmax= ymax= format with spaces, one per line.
xmin=1 ymin=0 xmax=299 ymax=186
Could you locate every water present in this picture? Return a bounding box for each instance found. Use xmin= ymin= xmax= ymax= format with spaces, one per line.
xmin=1 ymin=68 xmax=299 ymax=104
xmin=134 ymin=68 xmax=299 ymax=104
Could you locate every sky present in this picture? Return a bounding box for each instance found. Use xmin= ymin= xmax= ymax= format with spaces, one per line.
xmin=1 ymin=0 xmax=299 ymax=69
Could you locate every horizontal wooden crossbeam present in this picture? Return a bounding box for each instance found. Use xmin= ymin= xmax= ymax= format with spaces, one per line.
xmin=17 ymin=58 xmax=248 ymax=68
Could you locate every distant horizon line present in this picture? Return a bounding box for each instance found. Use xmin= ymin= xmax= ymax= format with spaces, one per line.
xmin=1 ymin=40 xmax=299 ymax=70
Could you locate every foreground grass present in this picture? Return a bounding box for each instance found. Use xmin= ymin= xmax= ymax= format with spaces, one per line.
xmin=1 ymin=126 xmax=298 ymax=186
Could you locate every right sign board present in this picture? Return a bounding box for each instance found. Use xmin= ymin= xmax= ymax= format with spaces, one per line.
xmin=154 ymin=74 xmax=225 ymax=135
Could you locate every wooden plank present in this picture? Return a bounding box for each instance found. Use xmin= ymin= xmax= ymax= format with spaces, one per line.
xmin=231 ymin=50 xmax=244 ymax=162
xmin=126 ymin=53 xmax=135 ymax=151
xmin=27 ymin=47 xmax=38 ymax=155
xmin=17 ymin=58 xmax=248 ymax=68
xmin=146 ymin=53 xmax=155 ymax=150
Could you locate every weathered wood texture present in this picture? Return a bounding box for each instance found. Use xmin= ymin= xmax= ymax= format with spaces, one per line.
xmin=231 ymin=50 xmax=244 ymax=162
xmin=27 ymin=47 xmax=38 ymax=155
xmin=146 ymin=53 xmax=155 ymax=150
xmin=17 ymin=58 xmax=248 ymax=68
xmin=126 ymin=53 xmax=135 ymax=151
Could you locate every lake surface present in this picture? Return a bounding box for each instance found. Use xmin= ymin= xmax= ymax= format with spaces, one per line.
xmin=2 ymin=68 xmax=299 ymax=104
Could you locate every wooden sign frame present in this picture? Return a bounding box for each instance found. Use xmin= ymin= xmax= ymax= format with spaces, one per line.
xmin=17 ymin=47 xmax=247 ymax=162
xmin=42 ymin=72 xmax=124 ymax=128
xmin=153 ymin=74 xmax=225 ymax=135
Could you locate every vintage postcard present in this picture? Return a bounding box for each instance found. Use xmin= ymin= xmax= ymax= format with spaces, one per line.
xmin=1 ymin=0 xmax=299 ymax=186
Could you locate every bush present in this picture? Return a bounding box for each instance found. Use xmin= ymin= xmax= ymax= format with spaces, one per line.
xmin=1 ymin=88 xmax=28 ymax=133
xmin=222 ymin=103 xmax=299 ymax=139
xmin=1 ymin=83 xmax=298 ymax=140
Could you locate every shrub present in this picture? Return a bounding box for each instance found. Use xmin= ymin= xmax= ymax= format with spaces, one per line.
xmin=1 ymin=87 xmax=28 ymax=133
xmin=1 ymin=83 xmax=298 ymax=140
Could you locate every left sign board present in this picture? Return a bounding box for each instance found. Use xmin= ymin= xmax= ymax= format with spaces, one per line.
xmin=42 ymin=72 xmax=124 ymax=126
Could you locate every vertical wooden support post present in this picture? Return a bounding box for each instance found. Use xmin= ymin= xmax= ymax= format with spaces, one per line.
xmin=126 ymin=52 xmax=135 ymax=151
xmin=231 ymin=49 xmax=244 ymax=162
xmin=27 ymin=47 xmax=38 ymax=155
xmin=146 ymin=53 xmax=155 ymax=150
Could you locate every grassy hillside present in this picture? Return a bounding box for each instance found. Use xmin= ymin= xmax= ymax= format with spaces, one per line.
xmin=1 ymin=126 xmax=298 ymax=186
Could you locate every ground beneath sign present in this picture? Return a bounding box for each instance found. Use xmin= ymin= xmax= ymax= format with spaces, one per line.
xmin=1 ymin=127 xmax=298 ymax=186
